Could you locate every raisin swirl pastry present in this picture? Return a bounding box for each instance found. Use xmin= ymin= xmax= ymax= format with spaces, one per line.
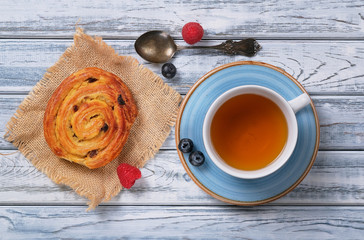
xmin=43 ymin=67 xmax=138 ymax=169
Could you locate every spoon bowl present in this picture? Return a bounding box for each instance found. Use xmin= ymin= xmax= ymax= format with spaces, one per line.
xmin=134 ymin=31 xmax=177 ymax=63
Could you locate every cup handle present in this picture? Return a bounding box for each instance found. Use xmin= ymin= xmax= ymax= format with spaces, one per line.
xmin=288 ymin=93 xmax=311 ymax=113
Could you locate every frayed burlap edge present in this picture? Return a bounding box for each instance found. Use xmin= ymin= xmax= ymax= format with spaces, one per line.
xmin=4 ymin=28 xmax=182 ymax=210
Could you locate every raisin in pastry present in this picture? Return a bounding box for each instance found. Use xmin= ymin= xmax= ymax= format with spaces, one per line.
xmin=43 ymin=67 xmax=138 ymax=169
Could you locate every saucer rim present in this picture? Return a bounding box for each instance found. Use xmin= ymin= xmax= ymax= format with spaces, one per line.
xmin=175 ymin=60 xmax=320 ymax=205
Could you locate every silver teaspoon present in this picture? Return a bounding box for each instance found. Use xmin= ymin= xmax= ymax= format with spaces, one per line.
xmin=134 ymin=31 xmax=262 ymax=63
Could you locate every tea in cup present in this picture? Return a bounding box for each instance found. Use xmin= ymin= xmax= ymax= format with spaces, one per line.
xmin=203 ymin=85 xmax=311 ymax=179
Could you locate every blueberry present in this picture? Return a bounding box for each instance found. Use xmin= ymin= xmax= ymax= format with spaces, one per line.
xmin=189 ymin=151 xmax=205 ymax=166
xmin=161 ymin=63 xmax=177 ymax=79
xmin=178 ymin=138 xmax=194 ymax=153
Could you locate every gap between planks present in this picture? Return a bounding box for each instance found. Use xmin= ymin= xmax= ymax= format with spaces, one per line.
xmin=1 ymin=36 xmax=364 ymax=41
xmin=2 ymin=92 xmax=364 ymax=97
xmin=1 ymin=203 xmax=364 ymax=207
xmin=106 ymin=37 xmax=364 ymax=41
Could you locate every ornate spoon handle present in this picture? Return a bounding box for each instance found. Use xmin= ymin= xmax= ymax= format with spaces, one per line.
xmin=178 ymin=38 xmax=261 ymax=57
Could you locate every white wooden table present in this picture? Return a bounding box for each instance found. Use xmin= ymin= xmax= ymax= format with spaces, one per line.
xmin=1 ymin=1 xmax=364 ymax=239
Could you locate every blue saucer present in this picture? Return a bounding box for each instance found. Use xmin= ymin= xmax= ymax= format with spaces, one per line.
xmin=175 ymin=61 xmax=320 ymax=205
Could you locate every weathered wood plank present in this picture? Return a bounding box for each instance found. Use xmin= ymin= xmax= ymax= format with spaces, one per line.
xmin=1 ymin=95 xmax=364 ymax=150
xmin=1 ymin=0 xmax=364 ymax=38
xmin=0 ymin=206 xmax=363 ymax=239
xmin=315 ymin=96 xmax=364 ymax=150
xmin=1 ymin=40 xmax=364 ymax=95
xmin=0 ymin=150 xmax=364 ymax=205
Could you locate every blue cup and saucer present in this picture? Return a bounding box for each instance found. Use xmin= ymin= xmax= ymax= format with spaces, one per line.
xmin=175 ymin=61 xmax=320 ymax=205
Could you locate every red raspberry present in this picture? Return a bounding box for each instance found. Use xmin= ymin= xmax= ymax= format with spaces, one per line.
xmin=117 ymin=163 xmax=141 ymax=189
xmin=182 ymin=22 xmax=204 ymax=44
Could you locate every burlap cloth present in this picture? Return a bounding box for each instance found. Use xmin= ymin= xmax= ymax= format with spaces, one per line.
xmin=4 ymin=28 xmax=182 ymax=210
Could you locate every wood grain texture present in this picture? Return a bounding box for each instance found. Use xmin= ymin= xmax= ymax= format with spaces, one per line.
xmin=0 ymin=150 xmax=364 ymax=205
xmin=1 ymin=95 xmax=364 ymax=150
xmin=1 ymin=0 xmax=364 ymax=39
xmin=1 ymin=40 xmax=364 ymax=95
xmin=0 ymin=206 xmax=364 ymax=239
